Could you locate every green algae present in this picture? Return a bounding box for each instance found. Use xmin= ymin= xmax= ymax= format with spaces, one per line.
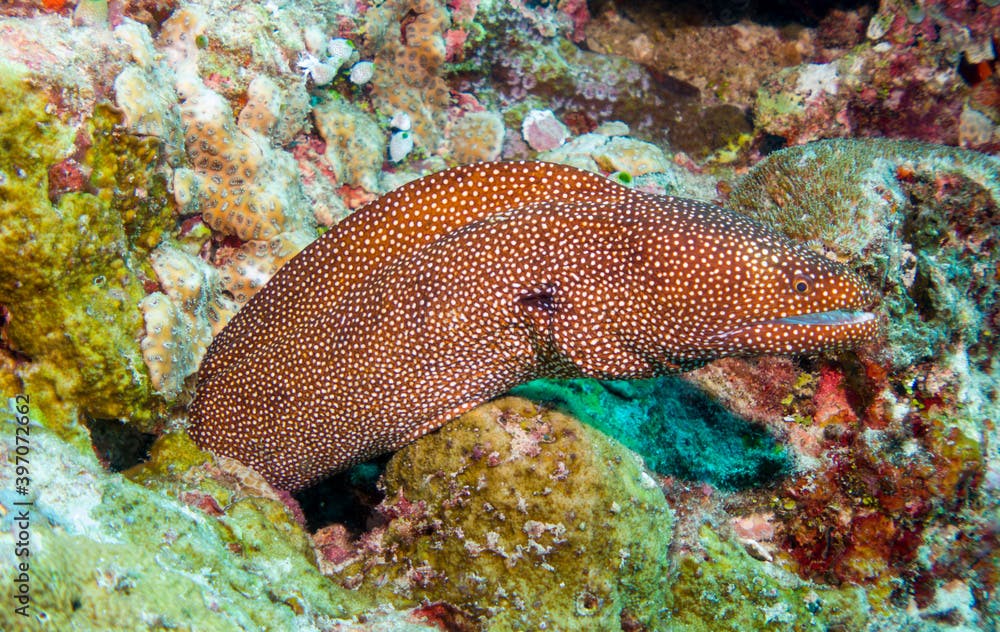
xmin=729 ymin=139 xmax=1000 ymax=369
xmin=754 ymin=69 xmax=806 ymax=119
xmin=0 ymin=61 xmax=171 ymax=445
xmin=127 ymin=431 xmax=213 ymax=480
xmin=0 ymin=417 xmax=374 ymax=630
xmin=337 ymin=397 xmax=673 ymax=630
xmin=663 ymin=526 xmax=872 ymax=631
xmin=512 ymin=377 xmax=791 ymax=490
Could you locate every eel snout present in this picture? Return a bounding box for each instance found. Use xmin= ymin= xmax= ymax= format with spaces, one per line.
xmin=706 ymin=304 xmax=879 ymax=357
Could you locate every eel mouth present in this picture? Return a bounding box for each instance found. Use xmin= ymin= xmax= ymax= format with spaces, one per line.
xmin=706 ymin=309 xmax=879 ymax=354
xmin=767 ymin=309 xmax=876 ymax=327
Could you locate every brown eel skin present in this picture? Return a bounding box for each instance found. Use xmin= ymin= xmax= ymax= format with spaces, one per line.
xmin=188 ymin=161 xmax=878 ymax=491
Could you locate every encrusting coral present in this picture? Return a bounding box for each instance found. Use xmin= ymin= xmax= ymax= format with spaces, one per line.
xmin=325 ymin=397 xmax=674 ymax=630
xmin=0 ymin=57 xmax=169 ymax=440
xmin=365 ymin=0 xmax=451 ymax=152
xmin=139 ymin=244 xmax=237 ymax=398
xmin=536 ymin=124 xmax=674 ymax=179
xmin=448 ymin=109 xmax=506 ymax=164
xmin=313 ymin=96 xmax=385 ymax=192
xmin=175 ymin=78 xmax=308 ymax=241
xmin=216 ymin=228 xmax=316 ymax=306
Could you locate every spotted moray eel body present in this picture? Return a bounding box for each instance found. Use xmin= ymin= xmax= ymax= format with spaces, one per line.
xmin=189 ymin=162 xmax=877 ymax=491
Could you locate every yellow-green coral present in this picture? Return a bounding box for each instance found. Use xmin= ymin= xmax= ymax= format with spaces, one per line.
xmin=334 ymin=397 xmax=673 ymax=630
xmin=663 ymin=526 xmax=873 ymax=631
xmin=0 ymin=61 xmax=169 ymax=442
xmin=0 ymin=422 xmax=375 ymax=630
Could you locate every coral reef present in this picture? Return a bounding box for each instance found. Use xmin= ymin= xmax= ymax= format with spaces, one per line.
xmin=0 ymin=54 xmax=168 ymax=441
xmin=313 ymin=96 xmax=385 ymax=191
xmin=448 ymin=109 xmax=506 ymax=163
xmin=2 ymin=0 xmax=998 ymax=629
xmin=365 ymin=0 xmax=451 ymax=152
xmin=729 ymin=138 xmax=1000 ymax=369
xmin=664 ymin=526 xmax=872 ymax=630
xmin=324 ymin=397 xmax=673 ymax=630
xmin=584 ymin=2 xmax=829 ymax=109
xmin=0 ymin=416 xmax=380 ymax=630
xmin=722 ymin=137 xmax=999 ymax=629
xmin=452 ymin=1 xmax=758 ymax=161
xmin=754 ymin=1 xmax=1000 ymax=152
xmin=139 ymin=244 xmax=237 ymax=397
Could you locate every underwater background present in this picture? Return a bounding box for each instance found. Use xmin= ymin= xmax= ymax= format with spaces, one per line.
xmin=0 ymin=0 xmax=998 ymax=630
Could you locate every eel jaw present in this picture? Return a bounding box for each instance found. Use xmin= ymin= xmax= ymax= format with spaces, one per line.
xmin=705 ymin=309 xmax=879 ymax=356
xmin=769 ymin=309 xmax=877 ymax=327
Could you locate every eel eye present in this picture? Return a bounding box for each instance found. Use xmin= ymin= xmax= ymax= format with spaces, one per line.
xmin=792 ymin=276 xmax=812 ymax=296
xmin=792 ymin=276 xmax=812 ymax=295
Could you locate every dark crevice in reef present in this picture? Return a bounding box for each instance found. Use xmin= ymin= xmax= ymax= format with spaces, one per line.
xmin=295 ymin=459 xmax=388 ymax=533
xmin=87 ymin=418 xmax=157 ymax=472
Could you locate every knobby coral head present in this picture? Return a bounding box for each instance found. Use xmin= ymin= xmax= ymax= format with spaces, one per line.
xmin=187 ymin=161 xmax=879 ymax=491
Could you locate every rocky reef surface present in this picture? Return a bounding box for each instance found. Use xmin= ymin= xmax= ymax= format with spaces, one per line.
xmin=0 ymin=0 xmax=997 ymax=630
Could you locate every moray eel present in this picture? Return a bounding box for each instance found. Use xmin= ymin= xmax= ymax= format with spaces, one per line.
xmin=189 ymin=161 xmax=877 ymax=491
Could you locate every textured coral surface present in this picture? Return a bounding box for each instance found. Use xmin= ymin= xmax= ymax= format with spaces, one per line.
xmin=0 ymin=0 xmax=997 ymax=630
xmin=325 ymin=397 xmax=672 ymax=629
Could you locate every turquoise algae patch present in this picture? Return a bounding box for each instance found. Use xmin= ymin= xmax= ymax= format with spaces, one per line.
xmin=512 ymin=377 xmax=791 ymax=490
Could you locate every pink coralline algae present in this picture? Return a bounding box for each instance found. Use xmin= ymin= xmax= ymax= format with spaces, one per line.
xmin=755 ymin=1 xmax=1000 ymax=151
xmin=521 ymin=108 xmax=569 ymax=151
